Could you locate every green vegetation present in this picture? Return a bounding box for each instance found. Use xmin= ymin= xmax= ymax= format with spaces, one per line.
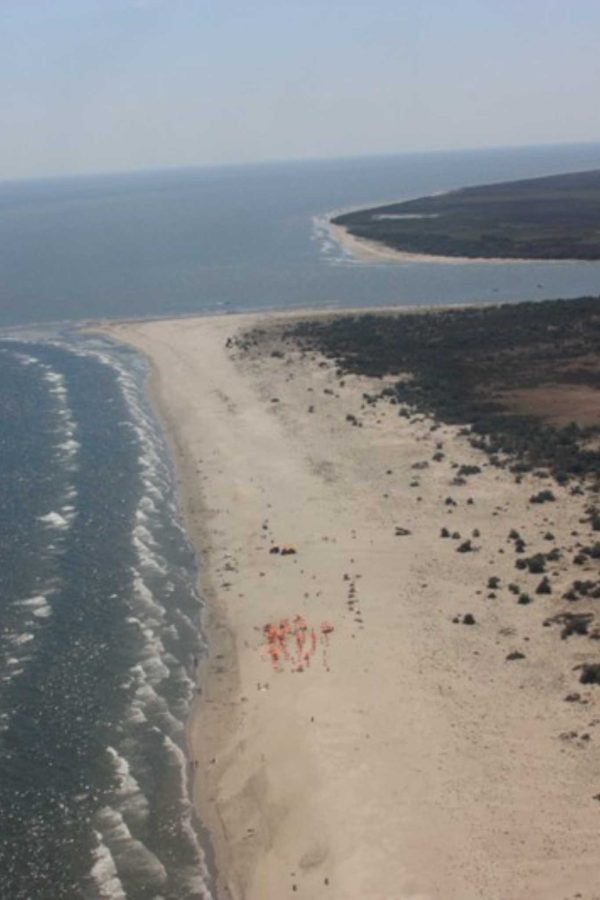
xmin=333 ymin=169 xmax=600 ymax=260
xmin=279 ymin=297 xmax=600 ymax=484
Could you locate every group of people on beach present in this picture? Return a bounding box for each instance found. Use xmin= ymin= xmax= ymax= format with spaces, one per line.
xmin=263 ymin=616 xmax=334 ymax=672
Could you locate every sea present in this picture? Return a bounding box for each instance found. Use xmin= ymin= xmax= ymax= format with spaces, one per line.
xmin=2 ymin=142 xmax=600 ymax=899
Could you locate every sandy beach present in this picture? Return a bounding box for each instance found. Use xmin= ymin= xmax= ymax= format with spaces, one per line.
xmin=329 ymin=222 xmax=537 ymax=265
xmin=106 ymin=311 xmax=600 ymax=900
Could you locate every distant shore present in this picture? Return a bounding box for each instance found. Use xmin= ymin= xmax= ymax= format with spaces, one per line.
xmin=329 ymin=169 xmax=600 ymax=264
xmin=329 ymin=221 xmax=536 ymax=265
xmin=105 ymin=310 xmax=600 ymax=899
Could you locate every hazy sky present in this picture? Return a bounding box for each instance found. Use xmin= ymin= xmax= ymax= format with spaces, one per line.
xmin=2 ymin=0 xmax=600 ymax=179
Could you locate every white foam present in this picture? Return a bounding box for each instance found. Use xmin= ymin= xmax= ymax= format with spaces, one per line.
xmin=14 ymin=352 xmax=39 ymax=366
xmin=130 ymin=665 xmax=182 ymax=733
xmin=106 ymin=747 xmax=150 ymax=825
xmin=32 ymin=605 xmax=52 ymax=619
xmin=133 ymin=523 xmax=156 ymax=548
xmin=126 ymin=615 xmax=170 ymax=684
xmin=39 ymin=511 xmax=69 ymax=530
xmin=13 ymin=633 xmax=34 ymax=646
xmin=43 ymin=370 xmax=65 ymax=386
xmin=87 ymin=832 xmax=127 ymax=900
xmin=138 ymin=495 xmax=157 ymax=515
xmin=16 ymin=595 xmax=48 ymax=609
xmin=126 ymin=704 xmax=147 ymax=725
xmin=59 ymin=439 xmax=80 ymax=454
xmin=162 ymin=734 xmax=213 ymax=897
xmin=131 ymin=573 xmax=165 ymax=619
xmin=133 ymin=536 xmax=167 ymax=574
xmin=95 ymin=806 xmax=167 ymax=887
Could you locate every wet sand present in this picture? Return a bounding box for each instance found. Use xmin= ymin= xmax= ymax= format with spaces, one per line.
xmin=106 ymin=311 xmax=600 ymax=900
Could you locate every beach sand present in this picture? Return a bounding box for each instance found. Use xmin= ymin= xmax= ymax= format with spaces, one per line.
xmin=329 ymin=222 xmax=535 ymax=265
xmin=106 ymin=311 xmax=600 ymax=900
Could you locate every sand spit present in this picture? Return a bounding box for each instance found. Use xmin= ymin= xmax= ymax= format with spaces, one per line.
xmin=106 ymin=312 xmax=600 ymax=900
xmin=329 ymin=222 xmax=538 ymax=265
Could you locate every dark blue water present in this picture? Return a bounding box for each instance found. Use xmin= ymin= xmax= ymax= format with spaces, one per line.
xmin=2 ymin=144 xmax=600 ymax=898
xmin=0 ymin=338 xmax=210 ymax=898
xmin=2 ymin=143 xmax=600 ymax=328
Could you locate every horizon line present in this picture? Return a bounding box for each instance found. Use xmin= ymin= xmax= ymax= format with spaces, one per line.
xmin=2 ymin=138 xmax=600 ymax=188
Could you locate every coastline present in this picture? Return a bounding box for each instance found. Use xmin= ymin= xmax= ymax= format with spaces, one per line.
xmin=329 ymin=221 xmax=553 ymax=265
xmin=104 ymin=310 xmax=600 ymax=899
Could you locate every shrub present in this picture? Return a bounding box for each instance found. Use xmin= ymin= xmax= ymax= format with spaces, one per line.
xmin=457 ymin=540 xmax=474 ymax=553
xmin=530 ymin=490 xmax=556 ymax=504
xmin=457 ymin=464 xmax=481 ymax=477
xmin=525 ymin=553 xmax=546 ymax=574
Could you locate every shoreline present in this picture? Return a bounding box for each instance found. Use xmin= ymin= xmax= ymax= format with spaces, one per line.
xmin=328 ymin=221 xmax=585 ymax=265
xmin=103 ymin=310 xmax=600 ymax=899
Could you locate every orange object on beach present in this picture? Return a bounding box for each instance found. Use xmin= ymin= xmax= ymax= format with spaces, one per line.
xmin=262 ymin=616 xmax=334 ymax=671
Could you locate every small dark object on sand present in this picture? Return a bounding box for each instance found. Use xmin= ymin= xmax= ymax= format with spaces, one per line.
xmin=270 ymin=546 xmax=280 ymax=554
xmin=558 ymin=613 xmax=592 ymax=639
xmin=457 ymin=540 xmax=474 ymax=553
xmin=530 ymin=489 xmax=556 ymax=504
xmin=506 ymin=651 xmax=525 ymax=660
xmin=535 ymin=576 xmax=552 ymax=595
xmin=395 ymin=526 xmax=412 ymax=536
xmin=578 ymin=663 xmax=600 ymax=685
xmin=564 ymin=692 xmax=581 ymax=702
xmin=463 ymin=613 xmax=476 ymax=625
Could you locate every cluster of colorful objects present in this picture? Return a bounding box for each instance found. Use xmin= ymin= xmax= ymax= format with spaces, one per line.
xmin=263 ymin=616 xmax=334 ymax=672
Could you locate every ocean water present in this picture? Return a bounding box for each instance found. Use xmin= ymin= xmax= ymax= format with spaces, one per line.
xmin=2 ymin=143 xmax=600 ymax=328
xmin=2 ymin=144 xmax=600 ymax=898
xmin=0 ymin=337 xmax=211 ymax=899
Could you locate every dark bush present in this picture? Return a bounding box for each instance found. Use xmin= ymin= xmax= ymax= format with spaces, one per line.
xmin=579 ymin=663 xmax=600 ymax=685
xmin=530 ymin=490 xmax=556 ymax=504
xmin=457 ymin=540 xmax=474 ymax=553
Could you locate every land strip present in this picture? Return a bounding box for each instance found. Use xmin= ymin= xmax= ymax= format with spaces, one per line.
xmin=332 ymin=169 xmax=600 ymax=261
xmin=107 ymin=306 xmax=600 ymax=899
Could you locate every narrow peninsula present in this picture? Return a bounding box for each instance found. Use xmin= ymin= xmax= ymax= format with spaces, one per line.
xmin=332 ymin=168 xmax=600 ymax=261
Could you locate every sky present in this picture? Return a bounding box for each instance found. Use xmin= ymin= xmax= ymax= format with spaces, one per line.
xmin=1 ymin=0 xmax=600 ymax=179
